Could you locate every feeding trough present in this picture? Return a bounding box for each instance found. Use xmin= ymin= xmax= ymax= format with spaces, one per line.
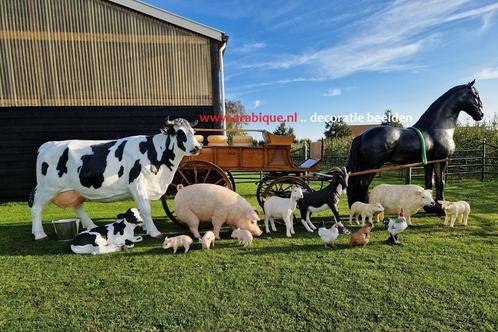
xmin=52 ymin=219 xmax=80 ymax=241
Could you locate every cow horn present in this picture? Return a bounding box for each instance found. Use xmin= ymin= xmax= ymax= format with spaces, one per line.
xmin=164 ymin=118 xmax=175 ymax=127
xmin=190 ymin=120 xmax=198 ymax=127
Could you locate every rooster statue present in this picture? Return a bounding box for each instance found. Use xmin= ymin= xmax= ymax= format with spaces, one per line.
xmin=383 ymin=209 xmax=408 ymax=245
xmin=318 ymin=222 xmax=350 ymax=248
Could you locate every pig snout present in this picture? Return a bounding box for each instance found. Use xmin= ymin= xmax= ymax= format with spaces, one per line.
xmin=242 ymin=222 xmax=263 ymax=237
xmin=252 ymin=225 xmax=263 ymax=237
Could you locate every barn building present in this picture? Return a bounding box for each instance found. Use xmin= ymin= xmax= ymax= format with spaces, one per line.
xmin=0 ymin=0 xmax=227 ymax=198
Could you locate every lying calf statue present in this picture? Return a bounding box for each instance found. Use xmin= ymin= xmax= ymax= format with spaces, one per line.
xmin=71 ymin=208 xmax=143 ymax=255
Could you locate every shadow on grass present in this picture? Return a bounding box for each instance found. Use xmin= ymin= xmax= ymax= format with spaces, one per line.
xmin=0 ymin=213 xmax=494 ymax=256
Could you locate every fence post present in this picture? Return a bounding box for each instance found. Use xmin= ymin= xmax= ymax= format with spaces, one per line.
xmin=481 ymin=138 xmax=486 ymax=182
xmin=320 ymin=138 xmax=324 ymax=160
xmin=404 ymin=167 xmax=412 ymax=184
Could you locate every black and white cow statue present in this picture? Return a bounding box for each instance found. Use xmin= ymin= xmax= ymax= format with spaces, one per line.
xmin=71 ymin=208 xmax=143 ymax=255
xmin=29 ymin=118 xmax=201 ymax=240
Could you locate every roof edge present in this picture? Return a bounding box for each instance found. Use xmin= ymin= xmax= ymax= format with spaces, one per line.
xmin=108 ymin=0 xmax=225 ymax=41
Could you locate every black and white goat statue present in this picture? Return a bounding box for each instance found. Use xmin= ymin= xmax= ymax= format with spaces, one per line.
xmin=297 ymin=167 xmax=350 ymax=232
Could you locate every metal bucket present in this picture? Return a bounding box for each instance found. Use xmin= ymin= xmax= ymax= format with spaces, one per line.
xmin=52 ymin=219 xmax=80 ymax=241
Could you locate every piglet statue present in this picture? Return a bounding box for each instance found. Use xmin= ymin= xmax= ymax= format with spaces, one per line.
xmin=174 ymin=184 xmax=263 ymax=239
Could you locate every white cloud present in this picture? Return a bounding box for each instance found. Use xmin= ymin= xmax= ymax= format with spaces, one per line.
xmin=232 ymin=77 xmax=323 ymax=91
xmin=476 ymin=67 xmax=498 ymax=80
xmin=442 ymin=2 xmax=498 ymax=23
xmin=237 ymin=1 xmax=498 ymax=81
xmin=253 ymin=99 xmax=262 ymax=109
xmin=480 ymin=11 xmax=495 ymax=33
xmin=233 ymin=42 xmax=266 ymax=53
xmin=323 ymin=88 xmax=342 ymax=97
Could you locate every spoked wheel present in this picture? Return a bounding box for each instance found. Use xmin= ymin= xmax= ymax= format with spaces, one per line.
xmin=256 ymin=176 xmax=275 ymax=208
xmin=226 ymin=170 xmax=236 ymax=192
xmin=161 ymin=160 xmax=234 ymax=224
xmin=257 ymin=176 xmax=312 ymax=208
xmin=257 ymin=176 xmax=313 ymax=226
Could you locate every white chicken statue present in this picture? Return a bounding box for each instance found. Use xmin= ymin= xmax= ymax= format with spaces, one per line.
xmin=383 ymin=208 xmax=408 ymax=245
xmin=318 ymin=222 xmax=350 ymax=248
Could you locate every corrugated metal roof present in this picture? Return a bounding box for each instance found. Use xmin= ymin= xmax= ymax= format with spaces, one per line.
xmin=108 ymin=0 xmax=225 ymax=41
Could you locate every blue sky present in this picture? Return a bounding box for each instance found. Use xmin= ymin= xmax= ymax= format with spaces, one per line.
xmin=148 ymin=0 xmax=498 ymax=139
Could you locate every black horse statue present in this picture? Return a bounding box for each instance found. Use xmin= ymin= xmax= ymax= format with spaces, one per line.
xmin=346 ymin=80 xmax=484 ymax=213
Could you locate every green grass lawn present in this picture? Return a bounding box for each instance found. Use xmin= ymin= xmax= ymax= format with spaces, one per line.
xmin=0 ymin=176 xmax=496 ymax=331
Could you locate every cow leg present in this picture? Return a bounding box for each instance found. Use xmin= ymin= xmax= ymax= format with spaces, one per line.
xmin=74 ymin=205 xmax=97 ymax=230
xmin=129 ymin=189 xmax=162 ymax=239
xmin=31 ymin=189 xmax=56 ymax=240
xmin=96 ymin=243 xmax=123 ymax=255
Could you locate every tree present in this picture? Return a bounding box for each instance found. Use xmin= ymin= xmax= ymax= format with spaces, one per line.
xmin=224 ymin=100 xmax=247 ymax=143
xmin=273 ymin=122 xmax=295 ymax=136
xmin=324 ymin=118 xmax=351 ymax=139
xmin=381 ymin=109 xmax=404 ymax=128
xmin=225 ymin=100 xmax=247 ymax=131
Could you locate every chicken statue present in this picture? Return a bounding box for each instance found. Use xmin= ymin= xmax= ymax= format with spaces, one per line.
xmin=318 ymin=222 xmax=350 ymax=248
xmin=383 ymin=208 xmax=408 ymax=245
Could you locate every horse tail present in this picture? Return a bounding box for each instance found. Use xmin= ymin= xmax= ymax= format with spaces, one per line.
xmin=346 ymin=136 xmax=365 ymax=207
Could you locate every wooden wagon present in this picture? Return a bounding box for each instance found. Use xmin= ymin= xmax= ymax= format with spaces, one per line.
xmin=161 ymin=129 xmax=322 ymax=222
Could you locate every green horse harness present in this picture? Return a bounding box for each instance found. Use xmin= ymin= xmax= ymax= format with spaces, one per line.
xmin=408 ymin=127 xmax=428 ymax=165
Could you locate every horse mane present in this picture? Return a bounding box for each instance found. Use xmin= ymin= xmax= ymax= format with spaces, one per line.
xmin=416 ymin=84 xmax=468 ymax=125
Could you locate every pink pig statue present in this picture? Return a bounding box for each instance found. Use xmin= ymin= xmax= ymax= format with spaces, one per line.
xmin=174 ymin=184 xmax=263 ymax=239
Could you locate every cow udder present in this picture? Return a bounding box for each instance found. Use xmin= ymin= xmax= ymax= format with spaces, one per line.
xmin=52 ymin=191 xmax=86 ymax=209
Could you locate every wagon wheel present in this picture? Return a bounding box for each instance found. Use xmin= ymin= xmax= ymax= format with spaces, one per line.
xmin=257 ymin=176 xmax=312 ymax=208
xmin=161 ymin=160 xmax=234 ymax=224
xmin=226 ymin=170 xmax=236 ymax=192
xmin=257 ymin=176 xmax=313 ymax=226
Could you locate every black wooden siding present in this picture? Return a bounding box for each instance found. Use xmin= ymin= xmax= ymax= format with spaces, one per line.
xmin=0 ymin=106 xmax=218 ymax=199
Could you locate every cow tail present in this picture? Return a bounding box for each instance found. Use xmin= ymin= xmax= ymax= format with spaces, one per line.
xmin=28 ymin=187 xmax=36 ymax=208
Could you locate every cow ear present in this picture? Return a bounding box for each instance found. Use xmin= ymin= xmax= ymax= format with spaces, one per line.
xmin=117 ymin=213 xmax=125 ymax=219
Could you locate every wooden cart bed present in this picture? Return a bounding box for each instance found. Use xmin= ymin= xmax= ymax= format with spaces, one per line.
xmin=184 ymin=145 xmax=320 ymax=173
